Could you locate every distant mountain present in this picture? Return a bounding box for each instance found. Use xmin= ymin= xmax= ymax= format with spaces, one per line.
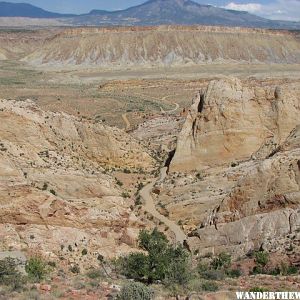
xmin=73 ymin=0 xmax=274 ymax=27
xmin=0 ymin=1 xmax=75 ymax=18
xmin=0 ymin=0 xmax=299 ymax=29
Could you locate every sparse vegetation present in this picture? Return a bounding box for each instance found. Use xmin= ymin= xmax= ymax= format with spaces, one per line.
xmin=49 ymin=189 xmax=57 ymax=196
xmin=211 ymin=252 xmax=231 ymax=270
xmin=25 ymin=257 xmax=48 ymax=282
xmin=70 ymin=264 xmax=80 ymax=274
xmin=201 ymin=281 xmax=219 ymax=292
xmin=117 ymin=282 xmax=154 ymax=300
xmin=0 ymin=258 xmax=26 ymax=290
xmin=254 ymin=250 xmax=269 ymax=267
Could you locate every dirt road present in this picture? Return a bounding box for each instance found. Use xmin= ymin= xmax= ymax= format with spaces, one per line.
xmin=140 ymin=167 xmax=186 ymax=244
xmin=122 ymin=113 xmax=131 ymax=130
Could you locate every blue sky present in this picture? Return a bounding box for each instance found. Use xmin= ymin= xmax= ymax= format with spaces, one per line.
xmin=5 ymin=0 xmax=300 ymax=21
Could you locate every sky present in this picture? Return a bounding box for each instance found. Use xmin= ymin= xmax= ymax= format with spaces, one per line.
xmin=5 ymin=0 xmax=300 ymax=21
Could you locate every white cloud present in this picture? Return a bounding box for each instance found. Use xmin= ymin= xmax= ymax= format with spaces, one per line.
xmin=224 ymin=2 xmax=262 ymax=13
xmin=223 ymin=0 xmax=300 ymax=21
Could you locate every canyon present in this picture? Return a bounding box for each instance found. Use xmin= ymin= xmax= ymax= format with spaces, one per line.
xmin=0 ymin=24 xmax=300 ymax=299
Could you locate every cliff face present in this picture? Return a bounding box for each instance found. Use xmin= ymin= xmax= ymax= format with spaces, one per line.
xmin=193 ymin=126 xmax=300 ymax=257
xmin=170 ymin=78 xmax=300 ymax=172
xmin=0 ymin=99 xmax=153 ymax=264
xmin=155 ymin=78 xmax=300 ymax=258
xmin=22 ymin=26 xmax=300 ymax=67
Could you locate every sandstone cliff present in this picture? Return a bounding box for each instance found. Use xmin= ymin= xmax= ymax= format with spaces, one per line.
xmin=193 ymin=126 xmax=300 ymax=257
xmin=156 ymin=78 xmax=300 ymax=259
xmin=170 ymin=78 xmax=300 ymax=172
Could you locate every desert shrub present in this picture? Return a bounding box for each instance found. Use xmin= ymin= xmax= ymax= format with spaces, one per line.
xmin=25 ymin=257 xmax=48 ymax=282
xmin=135 ymin=196 xmax=142 ymax=206
xmin=187 ymin=278 xmax=204 ymax=293
xmin=86 ymin=269 xmax=103 ymax=279
xmin=197 ymin=262 xmax=210 ymax=274
xmin=251 ymin=265 xmax=265 ymax=275
xmin=70 ymin=265 xmax=80 ymax=274
xmin=164 ymin=245 xmax=191 ymax=286
xmin=285 ymin=265 xmax=298 ymax=275
xmin=48 ymin=261 xmax=56 ymax=268
xmin=201 ymin=269 xmax=225 ymax=281
xmin=226 ymin=268 xmax=242 ymax=278
xmin=0 ymin=258 xmax=26 ymax=290
xmin=201 ymin=281 xmax=219 ymax=292
xmin=81 ymin=249 xmax=88 ymax=256
xmin=121 ymin=192 xmax=130 ymax=198
xmin=198 ymin=252 xmax=242 ymax=280
xmin=268 ymin=267 xmax=281 ymax=276
xmin=249 ymin=287 xmax=268 ymax=292
xmin=119 ymin=229 xmax=190 ymax=285
xmin=116 ymin=179 xmax=123 ymax=186
xmin=211 ymin=252 xmax=231 ymax=270
xmin=254 ymin=251 xmax=269 ymax=267
xmin=117 ymin=282 xmax=154 ymax=300
xmin=278 ymin=262 xmax=298 ymax=276
xmin=42 ymin=182 xmax=48 ymax=190
xmin=49 ymin=189 xmax=56 ymax=196
xmin=119 ymin=252 xmax=149 ymax=281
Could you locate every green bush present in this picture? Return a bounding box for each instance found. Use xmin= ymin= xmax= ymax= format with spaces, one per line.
xmin=119 ymin=229 xmax=190 ymax=285
xmin=164 ymin=245 xmax=191 ymax=286
xmin=117 ymin=282 xmax=154 ymax=300
xmin=0 ymin=258 xmax=26 ymax=290
xmin=286 ymin=265 xmax=298 ymax=275
xmin=25 ymin=257 xmax=48 ymax=282
xmin=251 ymin=265 xmax=265 ymax=275
xmin=119 ymin=252 xmax=149 ymax=281
xmin=254 ymin=251 xmax=269 ymax=267
xmin=211 ymin=252 xmax=231 ymax=270
xmin=226 ymin=268 xmax=242 ymax=278
xmin=201 ymin=269 xmax=225 ymax=281
xmin=202 ymin=281 xmax=219 ymax=292
xmin=279 ymin=262 xmax=298 ymax=276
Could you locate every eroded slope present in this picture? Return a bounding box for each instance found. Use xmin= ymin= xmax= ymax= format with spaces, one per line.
xmin=0 ymin=99 xmax=154 ymax=267
xmin=22 ymin=26 xmax=300 ymax=68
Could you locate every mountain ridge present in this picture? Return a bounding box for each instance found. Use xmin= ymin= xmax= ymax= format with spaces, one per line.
xmin=0 ymin=0 xmax=299 ymax=29
xmin=0 ymin=1 xmax=76 ymax=18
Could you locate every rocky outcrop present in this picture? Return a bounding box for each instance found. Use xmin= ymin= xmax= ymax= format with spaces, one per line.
xmin=191 ymin=127 xmax=300 ymax=257
xmin=170 ymin=78 xmax=300 ymax=172
xmin=0 ymin=99 xmax=153 ymax=266
xmin=157 ymin=78 xmax=300 ymax=258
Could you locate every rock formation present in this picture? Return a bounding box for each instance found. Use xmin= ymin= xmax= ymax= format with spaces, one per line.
xmin=170 ymin=77 xmax=300 ymax=172
xmin=0 ymin=99 xmax=154 ymax=266
xmin=193 ymin=126 xmax=300 ymax=258
xmin=158 ymin=78 xmax=300 ymax=259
